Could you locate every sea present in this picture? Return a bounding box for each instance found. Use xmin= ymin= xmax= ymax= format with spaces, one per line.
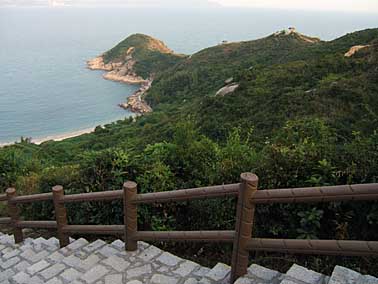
xmin=1 ymin=6 xmax=377 ymax=144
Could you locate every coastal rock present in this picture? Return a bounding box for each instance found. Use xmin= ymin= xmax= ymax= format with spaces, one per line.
xmin=88 ymin=53 xmax=148 ymax=85
xmin=103 ymin=72 xmax=146 ymax=85
xmin=118 ymin=80 xmax=153 ymax=114
xmin=86 ymin=56 xmax=113 ymax=71
xmin=102 ymin=58 xmax=146 ymax=84
xmin=216 ymin=83 xmax=239 ymax=97
xmin=88 ymin=49 xmax=152 ymax=114
xmin=87 ymin=34 xmax=184 ymax=115
xmin=344 ymin=45 xmax=370 ymax=57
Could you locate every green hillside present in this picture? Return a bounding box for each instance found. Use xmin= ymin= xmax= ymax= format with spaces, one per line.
xmin=1 ymin=28 xmax=378 ymax=275
xmin=148 ymin=28 xmax=378 ymax=139
xmin=103 ymin=33 xmax=186 ymax=78
xmin=147 ymin=30 xmax=322 ymax=106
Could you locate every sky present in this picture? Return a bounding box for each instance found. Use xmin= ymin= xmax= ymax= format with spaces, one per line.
xmin=2 ymin=0 xmax=378 ymax=13
xmin=214 ymin=0 xmax=378 ymax=13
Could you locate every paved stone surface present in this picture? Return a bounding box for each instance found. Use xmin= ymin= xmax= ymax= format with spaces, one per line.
xmin=0 ymin=232 xmax=207 ymax=284
xmin=200 ymin=262 xmax=231 ymax=283
xmin=285 ymin=264 xmax=324 ymax=284
xmin=1 ymin=232 xmax=377 ymax=284
xmin=248 ymin=264 xmax=280 ymax=281
xmin=328 ymin=265 xmax=378 ymax=284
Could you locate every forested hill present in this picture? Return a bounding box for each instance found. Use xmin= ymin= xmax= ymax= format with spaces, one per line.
xmin=147 ymin=28 xmax=378 ymax=139
xmin=1 ymin=28 xmax=378 ymax=275
xmin=102 ymin=33 xmax=186 ymax=78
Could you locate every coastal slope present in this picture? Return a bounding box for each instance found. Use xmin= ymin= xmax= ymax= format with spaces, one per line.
xmin=88 ymin=33 xmax=186 ymax=113
xmin=2 ymin=27 xmax=378 ymax=279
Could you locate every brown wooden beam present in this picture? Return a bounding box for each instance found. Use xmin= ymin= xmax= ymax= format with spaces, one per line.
xmin=134 ymin=230 xmax=235 ymax=242
xmin=61 ymin=190 xmax=123 ymax=203
xmin=11 ymin=193 xmax=53 ymax=204
xmin=53 ymin=185 xmax=69 ymax=247
xmin=15 ymin=221 xmax=57 ymax=229
xmin=62 ymin=225 xmax=123 ymax=235
xmin=246 ymin=238 xmax=378 ymax=256
xmin=0 ymin=217 xmax=11 ymax=225
xmin=0 ymin=194 xmax=7 ymax=202
xmin=124 ymin=181 xmax=138 ymax=251
xmin=134 ymin=183 xmax=240 ymax=204
xmin=252 ymin=184 xmax=378 ymax=204
xmin=6 ymin=188 xmax=23 ymax=243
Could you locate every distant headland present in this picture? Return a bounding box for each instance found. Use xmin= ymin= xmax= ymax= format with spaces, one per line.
xmin=87 ymin=34 xmax=186 ymax=114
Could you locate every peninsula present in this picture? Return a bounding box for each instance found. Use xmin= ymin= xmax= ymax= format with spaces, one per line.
xmin=87 ymin=34 xmax=186 ymax=114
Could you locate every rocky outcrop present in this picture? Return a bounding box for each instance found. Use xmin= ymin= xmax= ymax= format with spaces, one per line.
xmin=344 ymin=45 xmax=370 ymax=57
xmin=87 ymin=46 xmax=148 ymax=85
xmin=224 ymin=77 xmax=234 ymax=84
xmin=87 ymin=56 xmax=113 ymax=71
xmin=119 ymin=80 xmax=153 ymax=114
xmin=87 ymin=47 xmax=152 ymax=114
xmin=216 ymin=83 xmax=239 ymax=97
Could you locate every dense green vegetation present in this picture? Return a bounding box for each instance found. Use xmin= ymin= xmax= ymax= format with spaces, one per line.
xmin=1 ymin=28 xmax=378 ymax=275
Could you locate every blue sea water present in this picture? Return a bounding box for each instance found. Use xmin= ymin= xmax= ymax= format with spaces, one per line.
xmin=0 ymin=7 xmax=377 ymax=144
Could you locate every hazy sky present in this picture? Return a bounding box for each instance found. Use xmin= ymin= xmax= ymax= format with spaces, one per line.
xmin=3 ymin=0 xmax=378 ymax=13
xmin=69 ymin=0 xmax=378 ymax=12
xmin=214 ymin=0 xmax=378 ymax=12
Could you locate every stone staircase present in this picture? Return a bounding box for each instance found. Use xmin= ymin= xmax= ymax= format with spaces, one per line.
xmin=0 ymin=233 xmax=377 ymax=284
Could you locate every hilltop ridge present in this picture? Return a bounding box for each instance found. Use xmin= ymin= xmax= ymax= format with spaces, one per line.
xmin=273 ymin=27 xmax=321 ymax=43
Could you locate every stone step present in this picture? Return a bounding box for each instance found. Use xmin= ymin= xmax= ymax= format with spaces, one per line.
xmin=1 ymin=232 xmax=377 ymax=284
xmin=235 ymin=262 xmax=378 ymax=284
xmin=234 ymin=263 xmax=327 ymax=284
xmin=0 ymin=232 xmax=210 ymax=284
xmin=199 ymin=262 xmax=231 ymax=284
xmin=234 ymin=264 xmax=281 ymax=284
xmin=328 ymin=265 xmax=378 ymax=284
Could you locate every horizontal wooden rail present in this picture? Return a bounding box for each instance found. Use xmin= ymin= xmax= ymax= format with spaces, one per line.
xmin=15 ymin=221 xmax=57 ymax=229
xmin=11 ymin=193 xmax=53 ymax=204
xmin=134 ymin=183 xmax=240 ymax=204
xmin=61 ymin=190 xmax=123 ymax=203
xmin=2 ymin=174 xmax=378 ymax=284
xmin=62 ymin=225 xmax=124 ymax=235
xmin=0 ymin=217 xmax=11 ymax=224
xmin=246 ymin=238 xmax=378 ymax=256
xmin=252 ymin=184 xmax=378 ymax=204
xmin=134 ymin=230 xmax=235 ymax=242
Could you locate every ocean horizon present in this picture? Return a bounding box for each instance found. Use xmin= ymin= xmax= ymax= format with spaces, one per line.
xmin=1 ymin=6 xmax=378 ymax=144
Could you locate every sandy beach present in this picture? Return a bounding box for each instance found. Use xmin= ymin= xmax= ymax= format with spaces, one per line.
xmin=0 ymin=127 xmax=95 ymax=148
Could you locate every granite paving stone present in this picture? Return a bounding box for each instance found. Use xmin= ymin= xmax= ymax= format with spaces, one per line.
xmin=0 ymin=233 xmax=374 ymax=284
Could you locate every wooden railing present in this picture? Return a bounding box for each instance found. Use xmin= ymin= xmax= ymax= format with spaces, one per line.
xmin=1 ymin=173 xmax=378 ymax=284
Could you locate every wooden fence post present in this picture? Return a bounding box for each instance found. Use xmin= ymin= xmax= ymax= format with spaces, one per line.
xmin=230 ymin=173 xmax=258 ymax=283
xmin=124 ymin=181 xmax=138 ymax=251
xmin=52 ymin=185 xmax=69 ymax=247
xmin=6 ymin=188 xmax=23 ymax=243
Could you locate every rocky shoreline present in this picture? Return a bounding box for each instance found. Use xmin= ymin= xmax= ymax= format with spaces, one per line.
xmin=87 ymin=53 xmax=153 ymax=114
xmin=118 ymin=79 xmax=152 ymax=114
